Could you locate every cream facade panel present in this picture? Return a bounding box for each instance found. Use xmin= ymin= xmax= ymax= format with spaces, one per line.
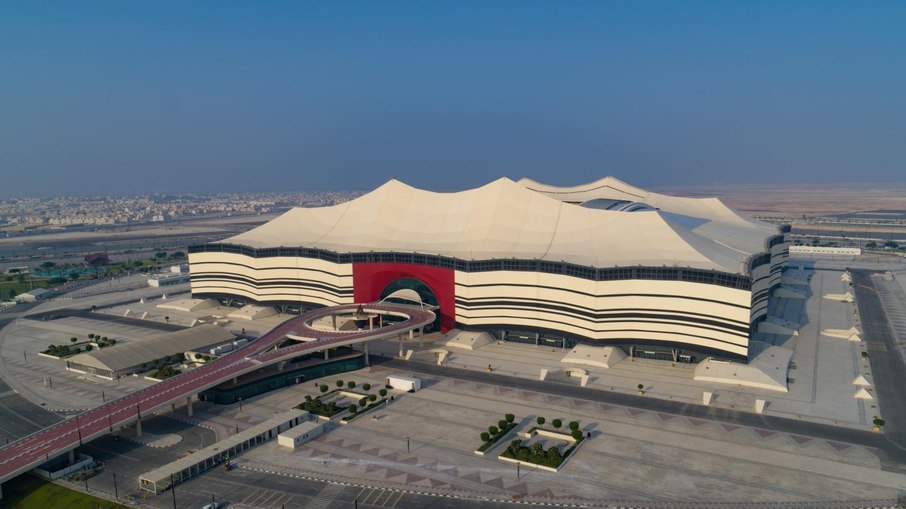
xmin=189 ymin=252 xmax=354 ymax=307
xmin=454 ymin=270 xmax=751 ymax=357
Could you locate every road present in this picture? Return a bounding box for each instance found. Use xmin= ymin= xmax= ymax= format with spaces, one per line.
xmin=851 ymin=269 xmax=906 ymax=470
xmin=0 ymin=303 xmax=435 ymax=484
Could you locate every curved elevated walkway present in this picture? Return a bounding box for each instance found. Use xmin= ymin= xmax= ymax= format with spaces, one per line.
xmin=0 ymin=303 xmax=434 ymax=484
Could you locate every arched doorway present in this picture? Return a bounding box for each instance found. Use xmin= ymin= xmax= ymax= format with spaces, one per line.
xmin=379 ymin=277 xmax=441 ymax=332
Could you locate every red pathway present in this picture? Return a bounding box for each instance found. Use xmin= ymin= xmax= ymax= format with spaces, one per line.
xmin=0 ymin=303 xmax=434 ymax=483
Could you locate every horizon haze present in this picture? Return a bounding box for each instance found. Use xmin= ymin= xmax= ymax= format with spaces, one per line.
xmin=1 ymin=1 xmax=905 ymax=197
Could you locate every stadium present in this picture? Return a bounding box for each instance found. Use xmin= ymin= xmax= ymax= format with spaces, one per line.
xmin=188 ymin=177 xmax=789 ymax=362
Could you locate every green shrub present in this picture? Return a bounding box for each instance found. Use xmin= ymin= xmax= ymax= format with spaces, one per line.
xmin=347 ymin=381 xmax=356 ymax=389
xmin=359 ymin=397 xmax=367 ymax=406
xmin=336 ymin=380 xmax=344 ymax=388
xmin=568 ymin=421 xmax=579 ymax=431
xmin=874 ymin=417 xmax=886 ymax=427
xmin=552 ymin=419 xmax=562 ymax=429
xmin=480 ymin=432 xmax=490 ymax=442
xmin=536 ymin=416 xmax=545 ymax=426
xmin=85 ymin=345 xmax=93 ymax=352
xmin=88 ymin=333 xmax=95 ymax=339
xmin=348 ymin=404 xmax=357 ymax=413
xmin=368 ymin=394 xmax=377 ymax=402
xmin=571 ymin=429 xmax=584 ymax=440
xmin=505 ymin=413 xmax=515 ymax=423
xmin=488 ymin=425 xmax=498 ymax=435
xmin=379 ymin=388 xmax=387 ymax=397
xmin=363 ymin=383 xmax=371 ymax=391
xmin=319 ymin=384 xmax=328 ymax=393
xmin=498 ymin=419 xmax=508 ymax=430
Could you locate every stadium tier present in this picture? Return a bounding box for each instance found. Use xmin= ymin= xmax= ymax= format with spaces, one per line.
xmin=189 ymin=177 xmax=789 ymax=361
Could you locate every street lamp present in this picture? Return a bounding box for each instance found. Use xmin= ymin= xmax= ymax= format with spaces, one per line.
xmin=238 ymin=397 xmax=242 ymax=411
xmin=170 ymin=473 xmax=177 ymax=509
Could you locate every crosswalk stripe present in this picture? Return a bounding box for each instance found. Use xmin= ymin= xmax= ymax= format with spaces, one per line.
xmin=304 ymin=483 xmax=345 ymax=509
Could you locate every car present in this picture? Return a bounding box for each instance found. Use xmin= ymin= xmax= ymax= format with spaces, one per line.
xmin=201 ymin=503 xmax=219 ymax=509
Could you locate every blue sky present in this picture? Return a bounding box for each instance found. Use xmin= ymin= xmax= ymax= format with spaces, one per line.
xmin=1 ymin=1 xmax=904 ymax=196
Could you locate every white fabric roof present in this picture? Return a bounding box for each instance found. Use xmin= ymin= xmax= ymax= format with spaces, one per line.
xmin=518 ymin=176 xmax=779 ymax=256
xmin=226 ymin=177 xmax=780 ymax=275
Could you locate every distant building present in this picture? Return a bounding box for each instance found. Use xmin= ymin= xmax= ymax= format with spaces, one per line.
xmin=169 ymin=263 xmax=190 ymax=274
xmin=148 ymin=272 xmax=190 ymax=287
xmin=15 ymin=288 xmax=51 ymax=303
xmin=84 ymin=253 xmax=110 ymax=266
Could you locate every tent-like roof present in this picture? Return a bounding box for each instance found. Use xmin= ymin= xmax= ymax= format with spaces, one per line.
xmin=225 ymin=177 xmax=782 ymax=275
xmin=67 ymin=325 xmax=235 ymax=374
xmin=518 ymin=176 xmax=779 ymax=257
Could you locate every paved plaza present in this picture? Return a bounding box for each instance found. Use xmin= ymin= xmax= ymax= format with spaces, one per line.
xmin=3 ymin=255 xmax=906 ymax=507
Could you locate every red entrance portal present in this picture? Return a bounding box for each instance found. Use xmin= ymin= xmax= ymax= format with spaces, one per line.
xmin=352 ymin=263 xmax=455 ymax=332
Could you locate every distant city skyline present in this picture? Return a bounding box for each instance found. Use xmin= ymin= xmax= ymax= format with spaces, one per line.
xmin=1 ymin=1 xmax=904 ymax=197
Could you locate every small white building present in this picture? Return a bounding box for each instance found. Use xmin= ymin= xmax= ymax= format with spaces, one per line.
xmin=277 ymin=419 xmax=328 ymax=449
xmin=386 ymin=375 xmax=421 ymax=392
xmin=169 ymin=263 xmax=189 ymax=273
xmin=15 ymin=288 xmax=51 ymax=303
xmin=148 ymin=272 xmax=190 ymax=287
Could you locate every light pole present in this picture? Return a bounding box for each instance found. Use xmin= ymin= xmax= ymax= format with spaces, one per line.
xmin=113 ymin=471 xmax=118 ymax=500
xmin=170 ymin=473 xmax=177 ymax=508
xmin=75 ymin=415 xmax=83 ymax=446
xmin=238 ymin=397 xmax=242 ymax=411
xmin=407 ymin=437 xmax=410 ymax=453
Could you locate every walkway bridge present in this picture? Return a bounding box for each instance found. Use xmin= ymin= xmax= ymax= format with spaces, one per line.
xmin=0 ymin=303 xmax=435 ymax=487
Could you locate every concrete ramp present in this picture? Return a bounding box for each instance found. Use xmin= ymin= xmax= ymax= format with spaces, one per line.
xmin=693 ymin=346 xmax=792 ymax=393
xmin=853 ymin=374 xmax=873 ymax=387
xmin=824 ymin=292 xmax=855 ymax=303
xmin=854 ymin=387 xmax=874 ymax=400
xmin=156 ymin=298 xmax=218 ymax=313
xmin=758 ymin=317 xmax=800 ymax=336
xmin=822 ymin=326 xmax=861 ymax=341
xmin=560 ymin=344 xmax=626 ymax=368
xmin=422 ymin=348 xmax=450 ymax=365
xmin=443 ymin=329 xmax=494 ymax=351
xmin=228 ymin=305 xmax=277 ymax=321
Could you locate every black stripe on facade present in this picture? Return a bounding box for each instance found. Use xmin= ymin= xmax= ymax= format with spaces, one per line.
xmin=191 ymin=260 xmax=352 ymax=280
xmin=189 ymin=243 xmax=752 ymax=290
xmin=455 ymin=297 xmax=749 ymax=334
xmin=191 ymin=273 xmax=354 ymax=298
xmin=454 ymin=282 xmax=752 ymax=311
xmin=457 ymin=304 xmax=748 ymax=340
xmin=457 ymin=314 xmax=747 ymax=350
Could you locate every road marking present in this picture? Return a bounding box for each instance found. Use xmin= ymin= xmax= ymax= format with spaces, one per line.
xmin=242 ymin=488 xmax=264 ymax=504
xmin=384 ymin=491 xmax=405 ymax=508
xmin=304 ymin=483 xmax=345 ymax=509
xmin=0 ymin=390 xmax=18 ymax=399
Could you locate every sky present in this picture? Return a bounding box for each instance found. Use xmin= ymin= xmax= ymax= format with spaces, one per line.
xmin=1 ymin=1 xmax=904 ymax=196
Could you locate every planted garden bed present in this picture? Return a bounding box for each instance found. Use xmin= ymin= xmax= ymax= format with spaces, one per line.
xmin=498 ymin=418 xmax=585 ymax=471
xmin=475 ymin=414 xmax=517 ymax=454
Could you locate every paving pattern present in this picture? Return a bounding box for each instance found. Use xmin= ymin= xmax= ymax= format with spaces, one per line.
xmin=230 ymin=364 xmax=898 ymax=506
